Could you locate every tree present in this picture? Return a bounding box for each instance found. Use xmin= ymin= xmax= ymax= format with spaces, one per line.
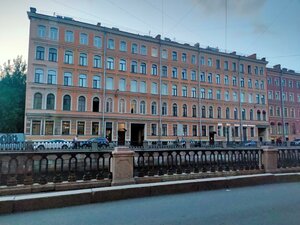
xmin=0 ymin=56 xmax=26 ymax=133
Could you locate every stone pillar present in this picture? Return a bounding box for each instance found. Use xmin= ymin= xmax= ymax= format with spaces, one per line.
xmin=185 ymin=140 xmax=190 ymax=149
xmin=262 ymin=147 xmax=278 ymax=173
xmin=222 ymin=141 xmax=227 ymax=148
xmin=111 ymin=147 xmax=135 ymax=186
xmin=92 ymin=142 xmax=98 ymax=151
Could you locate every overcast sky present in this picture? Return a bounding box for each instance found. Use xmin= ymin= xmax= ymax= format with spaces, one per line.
xmin=1 ymin=0 xmax=300 ymax=71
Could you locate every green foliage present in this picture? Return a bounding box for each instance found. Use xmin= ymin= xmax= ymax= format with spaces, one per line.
xmin=0 ymin=56 xmax=26 ymax=133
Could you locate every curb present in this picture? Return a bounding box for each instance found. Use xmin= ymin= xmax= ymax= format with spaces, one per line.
xmin=1 ymin=173 xmax=300 ymax=214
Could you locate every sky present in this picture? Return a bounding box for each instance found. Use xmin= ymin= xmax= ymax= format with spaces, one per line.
xmin=0 ymin=0 xmax=300 ymax=71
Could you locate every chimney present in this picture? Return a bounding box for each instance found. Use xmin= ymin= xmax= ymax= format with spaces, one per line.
xmin=273 ymin=64 xmax=281 ymax=70
xmin=30 ymin=7 xmax=36 ymax=13
xmin=97 ymin=22 xmax=101 ymax=27
xmin=155 ymin=34 xmax=161 ymax=40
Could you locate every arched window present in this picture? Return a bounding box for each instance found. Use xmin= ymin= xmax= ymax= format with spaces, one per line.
xmin=278 ymin=122 xmax=282 ymax=134
xmin=106 ymin=98 xmax=113 ymax=112
xmin=201 ymin=106 xmax=206 ymax=118
xmin=151 ymin=64 xmax=158 ymax=75
xmin=262 ymin=110 xmax=266 ymax=121
xmin=191 ymin=87 xmax=197 ymax=98
xmin=140 ymin=62 xmax=147 ymax=74
xmin=257 ymin=110 xmax=261 ymax=121
xmin=78 ymin=96 xmax=86 ymax=112
xmin=79 ymin=74 xmax=87 ymax=87
xmin=131 ymin=61 xmax=138 ymax=73
xmin=162 ymin=102 xmax=167 ymax=115
xmin=36 ymin=46 xmax=45 ymax=60
xmin=209 ymin=106 xmax=213 ymax=118
xmin=107 ymin=57 xmax=114 ymax=70
xmin=93 ymin=76 xmax=101 ymax=89
xmin=119 ymin=99 xmax=125 ymax=113
xmin=92 ymin=97 xmax=100 ymax=112
xmin=140 ymin=101 xmax=146 ymax=114
xmin=242 ymin=109 xmax=246 ymax=120
xmin=46 ymin=93 xmax=55 ymax=110
xmin=34 ymin=69 xmax=44 ymax=83
xmin=33 ymin=93 xmax=42 ymax=109
xmin=151 ymin=102 xmax=157 ymax=115
xmin=79 ymin=53 xmax=87 ymax=66
xmin=63 ymin=95 xmax=71 ymax=111
xmin=234 ymin=108 xmax=238 ymax=120
xmin=47 ymin=70 xmax=56 ymax=84
xmin=217 ymin=107 xmax=221 ymax=119
xmin=250 ymin=109 xmax=254 ymax=120
xmin=226 ymin=107 xmax=230 ymax=119
xmin=172 ymin=85 xmax=177 ymax=96
xmin=270 ymin=122 xmax=276 ymax=134
xmin=131 ymin=100 xmax=137 ymax=114
xmin=182 ymin=86 xmax=187 ymax=97
xmin=119 ymin=59 xmax=126 ymax=71
xmin=93 ymin=55 xmax=101 ymax=68
xmin=192 ymin=105 xmax=197 ymax=117
xmin=49 ymin=48 xmax=57 ymax=62
xmin=64 ymin=50 xmax=73 ymax=64
xmin=173 ymin=103 xmax=177 ymax=116
xmin=182 ymin=104 xmax=187 ymax=117
xmin=201 ymin=88 xmax=205 ymax=99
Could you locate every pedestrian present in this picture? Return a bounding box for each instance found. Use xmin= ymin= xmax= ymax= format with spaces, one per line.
xmin=73 ymin=135 xmax=78 ymax=149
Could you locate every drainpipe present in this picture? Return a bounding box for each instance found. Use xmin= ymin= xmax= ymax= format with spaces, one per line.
xmin=197 ymin=45 xmax=202 ymax=143
xmin=158 ymin=39 xmax=162 ymax=145
xmin=280 ymin=70 xmax=285 ymax=141
xmin=238 ymin=56 xmax=243 ymax=142
xmin=102 ymin=31 xmax=107 ymax=138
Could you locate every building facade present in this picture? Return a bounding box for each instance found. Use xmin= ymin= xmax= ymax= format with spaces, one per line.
xmin=25 ymin=8 xmax=269 ymax=144
xmin=267 ymin=65 xmax=300 ymax=142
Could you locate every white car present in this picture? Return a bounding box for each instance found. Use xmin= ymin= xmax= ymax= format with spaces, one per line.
xmin=33 ymin=139 xmax=72 ymax=150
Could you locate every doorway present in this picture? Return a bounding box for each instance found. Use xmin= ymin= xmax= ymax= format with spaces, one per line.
xmin=118 ymin=122 xmax=126 ymax=146
xmin=131 ymin=123 xmax=144 ymax=146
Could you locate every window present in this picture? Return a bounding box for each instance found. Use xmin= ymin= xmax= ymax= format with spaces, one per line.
xmin=241 ymin=92 xmax=245 ymax=103
xmin=80 ymin=33 xmax=88 ymax=45
xmin=92 ymin=122 xmax=99 ymax=135
xmin=172 ymin=67 xmax=178 ymax=78
xmin=65 ymin=30 xmax=74 ymax=42
xmin=162 ymin=66 xmax=168 ymax=77
xmin=256 ymin=94 xmax=260 ymax=104
xmin=234 ymin=108 xmax=238 ymax=120
xmin=63 ymin=72 xmax=72 ymax=86
xmin=79 ymin=74 xmax=87 ymax=87
xmin=269 ymin=106 xmax=274 ymax=116
xmin=77 ymin=121 xmax=85 ymax=135
xmin=201 ymin=106 xmax=206 ymax=118
xmin=151 ymin=124 xmax=157 ymax=136
xmin=239 ymin=63 xmax=244 ymax=73
xmin=191 ymin=87 xmax=196 ymax=98
xmin=232 ymin=62 xmax=236 ymax=71
xmin=202 ymin=126 xmax=207 ymax=136
xmin=151 ymin=82 xmax=158 ymax=94
xmin=120 ymin=41 xmax=127 ymax=51
xmin=131 ymin=61 xmax=138 ymax=73
xmin=130 ymin=80 xmax=138 ymax=92
xmin=94 ymin=36 xmax=102 ymax=48
xmin=140 ymin=45 xmax=147 ymax=55
xmin=224 ymin=75 xmax=229 ymax=85
xmin=183 ymin=125 xmax=188 ymax=136
xmin=232 ymin=76 xmax=237 ymax=86
xmin=32 ymin=120 xmax=41 ymax=135
xmin=254 ymin=66 xmax=258 ymax=75
xmin=49 ymin=27 xmax=58 ymax=40
xmin=182 ymin=104 xmax=187 ymax=117
xmin=106 ymin=77 xmax=114 ymax=90
xmin=36 ymin=46 xmax=45 ymax=60
xmin=172 ymin=85 xmax=177 ymax=96
xmin=78 ymin=96 xmax=86 ymax=112
xmin=151 ymin=102 xmax=157 ymax=115
xmin=248 ymin=93 xmax=253 ymax=103
xmin=45 ymin=121 xmax=54 ymax=135
xmin=63 ymin=95 xmax=71 ymax=111
xmin=200 ymin=56 xmax=205 ymax=65
xmin=162 ymin=102 xmax=167 ymax=115
xmin=162 ymin=49 xmax=168 ymax=59
xmin=240 ymin=78 xmax=245 ymax=87
xmin=182 ymin=53 xmax=187 ymax=62
xmin=47 ymin=70 xmax=56 ymax=84
xmin=289 ymin=80 xmax=293 ymax=88
xmin=131 ymin=43 xmax=138 ymax=54
xmin=216 ymin=74 xmax=220 ymax=84
xmin=248 ymin=79 xmax=252 ymax=88
xmin=200 ymin=88 xmax=205 ymax=99
xmin=192 ymin=105 xmax=197 ymax=117
xmin=119 ymin=78 xmax=126 ymax=91
xmin=257 ymin=110 xmax=261 ymax=121
xmin=255 ymin=80 xmax=259 ymax=89
xmin=64 ymin=50 xmax=73 ymax=64
xmin=106 ymin=98 xmax=113 ymax=112
xmin=182 ymin=69 xmax=187 ymax=80
xmin=247 ymin=65 xmax=252 ymax=74
xmin=225 ymin=91 xmax=230 ymax=101
xmin=208 ymin=89 xmax=213 ymax=99
xmin=276 ymin=107 xmax=281 ymax=116
xmin=217 ymin=107 xmax=221 ymax=119
xmin=93 ymin=55 xmax=102 ymax=68
xmin=48 ymin=48 xmax=57 ymax=62
xmin=260 ymin=81 xmax=265 ymax=90
xmin=33 ymin=93 xmax=42 ymax=109
xmin=259 ymin=67 xmax=264 ymax=75
xmin=107 ymin=57 xmax=114 ymax=70
xmin=242 ymin=109 xmax=246 ymax=120
xmin=208 ymin=73 xmax=212 ymax=83
xmin=46 ymin=93 xmax=55 ymax=110
xmin=233 ymin=92 xmax=238 ymax=102
xmin=151 ymin=64 xmax=158 ymax=75
xmin=172 ymin=51 xmax=177 ymax=61
xmin=191 ymin=70 xmax=196 ymax=81
xmin=200 ymin=72 xmax=205 ymax=82
xmin=207 ymin=58 xmax=212 ymax=67
xmin=38 ymin=25 xmax=46 ymax=38
xmin=140 ymin=101 xmax=146 ymax=114
xmin=209 ymin=106 xmax=213 ymax=118
xmin=79 ymin=53 xmax=87 ymax=66
xmin=191 ymin=55 xmax=196 ymax=64
xmin=119 ymin=99 xmax=125 ymax=113
xmin=107 ymin=39 xmax=115 ymax=49
xmin=140 ymin=81 xmax=146 ymax=93
xmin=216 ymin=59 xmax=220 ymax=69
xmin=151 ymin=47 xmax=158 ymax=57
xmin=140 ymin=62 xmax=146 ymax=74
xmin=162 ymin=124 xmax=167 ymax=136
xmin=250 ymin=109 xmax=254 ymax=120
xmin=161 ymin=83 xmax=168 ymax=95
xmin=34 ymin=69 xmax=44 ymax=83
xmin=62 ymin=121 xmax=70 ymax=135
xmin=226 ymin=108 xmax=230 ymax=119
xmin=172 ymin=103 xmax=178 ymax=116
xmin=262 ymin=111 xmax=266 ymax=121
xmin=216 ymin=90 xmax=221 ymax=100
xmin=173 ymin=124 xmax=178 ymax=136
xmin=182 ymin=86 xmax=187 ymax=97
xmin=130 ymin=100 xmax=137 ymax=114
xmin=224 ymin=61 xmax=228 ymax=70
xmin=119 ymin=59 xmax=127 ymax=71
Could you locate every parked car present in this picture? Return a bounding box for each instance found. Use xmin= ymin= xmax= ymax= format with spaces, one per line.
xmin=33 ymin=139 xmax=72 ymax=150
xmin=291 ymin=139 xmax=300 ymax=146
xmin=79 ymin=137 xmax=109 ymax=148
xmin=244 ymin=140 xmax=257 ymax=147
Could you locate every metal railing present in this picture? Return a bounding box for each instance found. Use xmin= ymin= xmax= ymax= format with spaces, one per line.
xmin=134 ymin=148 xmax=263 ymax=177
xmin=277 ymin=148 xmax=300 ymax=168
xmin=0 ymin=150 xmax=112 ymax=186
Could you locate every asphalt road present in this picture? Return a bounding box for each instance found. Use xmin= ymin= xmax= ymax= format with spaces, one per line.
xmin=1 ymin=182 xmax=300 ymax=225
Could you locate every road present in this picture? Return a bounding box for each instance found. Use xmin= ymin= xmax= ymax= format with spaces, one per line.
xmin=1 ymin=182 xmax=300 ymax=225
